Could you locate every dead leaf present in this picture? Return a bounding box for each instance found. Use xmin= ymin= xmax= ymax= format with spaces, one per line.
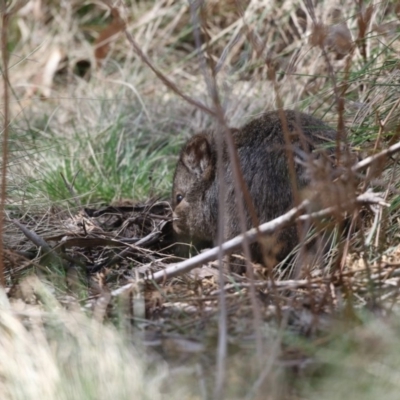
xmin=188 ymin=265 xmax=219 ymax=279
xmin=358 ymin=4 xmax=374 ymax=41
xmin=94 ymin=7 xmax=125 ymax=67
xmin=309 ymin=22 xmax=327 ymax=48
xmin=327 ymin=22 xmax=354 ymax=55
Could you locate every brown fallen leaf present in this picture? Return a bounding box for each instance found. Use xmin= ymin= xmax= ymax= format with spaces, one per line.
xmin=327 ymin=22 xmax=354 ymax=55
xmin=94 ymin=7 xmax=125 ymax=67
xmin=309 ymin=22 xmax=327 ymax=48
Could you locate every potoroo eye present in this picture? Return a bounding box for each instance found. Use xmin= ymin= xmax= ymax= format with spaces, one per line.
xmin=176 ymin=194 xmax=183 ymax=204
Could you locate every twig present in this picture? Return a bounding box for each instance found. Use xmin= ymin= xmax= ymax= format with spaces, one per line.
xmin=12 ymin=219 xmax=88 ymax=269
xmin=298 ymin=190 xmax=389 ymax=221
xmin=186 ymin=4 xmax=232 ymax=391
xmin=91 ymin=227 xmax=163 ymax=272
xmin=122 ymin=26 xmax=216 ymax=118
xmin=211 ymin=279 xmax=324 ymax=294
xmin=12 ymin=219 xmax=53 ymax=252
xmin=352 ymin=140 xmax=400 ymax=173
xmin=0 ymin=10 xmax=10 ymax=286
xmin=146 ymin=201 xmax=308 ymax=290
xmin=60 ymin=171 xmax=82 ymax=208
xmin=12 ymin=218 xmax=66 ymax=268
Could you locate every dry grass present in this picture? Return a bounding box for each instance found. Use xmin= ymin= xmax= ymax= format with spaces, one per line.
xmin=0 ymin=276 xmax=169 ymax=400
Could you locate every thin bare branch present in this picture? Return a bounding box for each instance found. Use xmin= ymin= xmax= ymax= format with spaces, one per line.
xmin=122 ymin=25 xmax=217 ymax=118
xmin=0 ymin=10 xmax=10 ymax=286
xmin=352 ymin=140 xmax=400 ymax=173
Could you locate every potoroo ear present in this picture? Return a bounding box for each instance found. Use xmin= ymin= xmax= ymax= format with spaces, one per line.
xmin=181 ymin=134 xmax=214 ymax=179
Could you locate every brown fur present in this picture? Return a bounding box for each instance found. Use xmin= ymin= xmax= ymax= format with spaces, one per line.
xmin=172 ymin=110 xmax=336 ymax=265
